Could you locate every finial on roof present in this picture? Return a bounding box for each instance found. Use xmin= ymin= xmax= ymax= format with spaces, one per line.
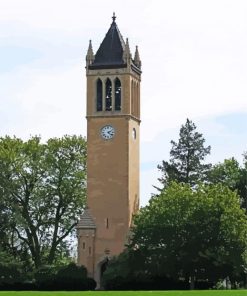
xmin=123 ymin=37 xmax=132 ymax=64
xmin=125 ymin=38 xmax=130 ymax=53
xmin=86 ymin=39 xmax=94 ymax=66
xmin=87 ymin=40 xmax=93 ymax=53
xmin=134 ymin=45 xmax=141 ymax=69
xmin=112 ymin=12 xmax=116 ymax=22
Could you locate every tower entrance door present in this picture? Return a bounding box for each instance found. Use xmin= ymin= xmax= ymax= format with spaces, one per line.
xmin=95 ymin=257 xmax=109 ymax=289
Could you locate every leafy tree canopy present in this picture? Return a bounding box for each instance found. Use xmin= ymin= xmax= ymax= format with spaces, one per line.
xmin=0 ymin=135 xmax=87 ymax=268
xmin=208 ymin=158 xmax=241 ymax=188
xmin=131 ymin=182 xmax=247 ymax=284
xmin=208 ymin=157 xmax=247 ymax=210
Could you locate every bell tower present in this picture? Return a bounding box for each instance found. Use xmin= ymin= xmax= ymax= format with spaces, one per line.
xmin=77 ymin=14 xmax=141 ymax=287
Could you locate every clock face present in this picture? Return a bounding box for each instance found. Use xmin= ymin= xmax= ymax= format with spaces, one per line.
xmin=100 ymin=125 xmax=115 ymax=140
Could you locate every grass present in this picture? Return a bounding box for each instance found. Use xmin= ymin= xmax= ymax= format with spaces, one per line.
xmin=0 ymin=291 xmax=246 ymax=296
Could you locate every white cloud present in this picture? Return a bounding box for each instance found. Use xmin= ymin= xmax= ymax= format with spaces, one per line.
xmin=0 ymin=62 xmax=86 ymax=139
xmin=1 ymin=0 xmax=247 ymax=204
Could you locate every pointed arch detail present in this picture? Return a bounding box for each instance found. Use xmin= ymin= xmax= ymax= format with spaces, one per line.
xmin=105 ymin=78 xmax=112 ymax=111
xmin=114 ymin=78 xmax=121 ymax=111
xmin=96 ymin=78 xmax=103 ymax=111
xmin=131 ymin=80 xmax=134 ymax=115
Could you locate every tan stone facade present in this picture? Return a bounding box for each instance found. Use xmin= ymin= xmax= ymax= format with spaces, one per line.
xmin=77 ymin=16 xmax=141 ymax=288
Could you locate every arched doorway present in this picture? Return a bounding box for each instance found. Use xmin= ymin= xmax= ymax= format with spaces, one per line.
xmin=95 ymin=257 xmax=109 ymax=289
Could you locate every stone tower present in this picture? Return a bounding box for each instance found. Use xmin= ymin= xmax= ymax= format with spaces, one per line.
xmin=77 ymin=14 xmax=141 ymax=287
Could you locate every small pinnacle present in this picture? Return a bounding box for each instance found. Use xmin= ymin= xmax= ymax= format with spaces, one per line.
xmin=86 ymin=40 xmax=94 ymax=64
xmin=87 ymin=39 xmax=93 ymax=55
xmin=125 ymin=38 xmax=130 ymax=53
xmin=134 ymin=45 xmax=141 ymax=69
xmin=112 ymin=12 xmax=116 ymax=22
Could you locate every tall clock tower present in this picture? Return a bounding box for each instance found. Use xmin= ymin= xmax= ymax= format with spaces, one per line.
xmin=77 ymin=14 xmax=141 ymax=287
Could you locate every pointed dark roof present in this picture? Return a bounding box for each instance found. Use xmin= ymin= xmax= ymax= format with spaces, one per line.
xmin=76 ymin=208 xmax=96 ymax=229
xmin=89 ymin=16 xmax=126 ymax=69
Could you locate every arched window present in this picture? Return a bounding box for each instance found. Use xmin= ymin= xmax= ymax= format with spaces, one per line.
xmin=105 ymin=78 xmax=112 ymax=111
xmin=134 ymin=81 xmax=138 ymax=117
xmin=137 ymin=83 xmax=140 ymax=118
xmin=131 ymin=80 xmax=134 ymax=115
xmin=96 ymin=79 xmax=103 ymax=111
xmin=115 ymin=78 xmax=121 ymax=111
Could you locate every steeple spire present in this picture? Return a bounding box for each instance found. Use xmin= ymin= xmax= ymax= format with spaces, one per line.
xmin=86 ymin=15 xmax=141 ymax=74
xmin=134 ymin=45 xmax=141 ymax=69
xmin=86 ymin=40 xmax=94 ymax=66
xmin=88 ymin=15 xmax=125 ymax=68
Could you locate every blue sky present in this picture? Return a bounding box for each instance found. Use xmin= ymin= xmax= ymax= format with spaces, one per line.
xmin=0 ymin=46 xmax=41 ymax=72
xmin=0 ymin=0 xmax=247 ymax=205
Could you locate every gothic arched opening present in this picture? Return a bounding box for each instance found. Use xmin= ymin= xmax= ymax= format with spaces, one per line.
xmin=96 ymin=257 xmax=109 ymax=289
xmin=115 ymin=78 xmax=121 ymax=111
xmin=105 ymin=78 xmax=112 ymax=111
xmin=96 ymin=78 xmax=103 ymax=111
xmin=131 ymin=79 xmax=134 ymax=115
xmin=101 ymin=259 xmax=108 ymax=276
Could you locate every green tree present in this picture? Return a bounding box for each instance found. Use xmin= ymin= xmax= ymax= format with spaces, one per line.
xmin=0 ymin=249 xmax=23 ymax=285
xmin=242 ymin=153 xmax=247 ymax=211
xmin=208 ymin=158 xmax=241 ymax=188
xmin=157 ymin=119 xmax=211 ymax=188
xmin=130 ymin=182 xmax=247 ymax=288
xmin=35 ymin=262 xmax=96 ymax=290
xmin=208 ymin=157 xmax=247 ymax=211
xmin=0 ymin=135 xmax=86 ymax=268
xmin=102 ymin=250 xmax=145 ymax=289
xmin=0 ymin=166 xmax=29 ymax=266
xmin=0 ymin=196 xmax=11 ymax=251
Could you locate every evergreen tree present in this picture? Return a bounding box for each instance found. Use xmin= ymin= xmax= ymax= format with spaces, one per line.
xmin=157 ymin=119 xmax=211 ymax=188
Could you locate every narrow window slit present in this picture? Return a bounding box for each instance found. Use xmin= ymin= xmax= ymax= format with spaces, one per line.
xmin=105 ymin=218 xmax=109 ymax=229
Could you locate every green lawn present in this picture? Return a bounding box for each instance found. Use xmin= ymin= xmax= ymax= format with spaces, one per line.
xmin=0 ymin=291 xmax=246 ymax=296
